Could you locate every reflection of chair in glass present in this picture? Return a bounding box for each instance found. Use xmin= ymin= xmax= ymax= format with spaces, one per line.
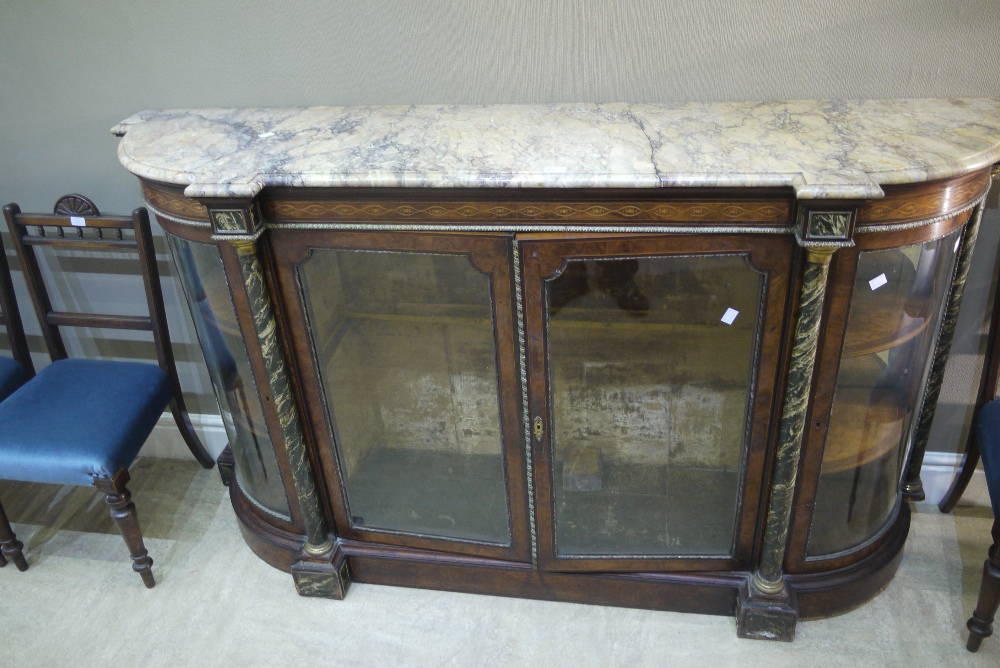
xmin=965 ymin=397 xmax=1000 ymax=652
xmin=0 ymin=195 xmax=215 ymax=586
xmin=173 ymin=244 xmax=268 ymax=488
xmin=548 ymin=260 xmax=649 ymax=315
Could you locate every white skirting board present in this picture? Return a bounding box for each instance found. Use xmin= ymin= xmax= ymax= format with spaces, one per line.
xmin=140 ymin=412 xmax=230 ymax=461
xmin=919 ymin=451 xmax=991 ymax=509
xmin=139 ymin=414 xmax=993 ymax=508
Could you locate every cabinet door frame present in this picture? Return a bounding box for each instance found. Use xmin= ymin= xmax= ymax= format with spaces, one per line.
xmin=787 ymin=211 xmax=971 ymax=573
xmin=270 ymin=229 xmax=531 ymax=562
xmin=520 ymin=232 xmax=795 ymax=572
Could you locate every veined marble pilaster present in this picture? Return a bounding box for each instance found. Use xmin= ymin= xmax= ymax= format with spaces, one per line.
xmin=231 ymin=238 xmax=332 ymax=554
xmin=754 ymin=247 xmax=835 ymax=593
xmin=903 ymin=198 xmax=988 ymax=500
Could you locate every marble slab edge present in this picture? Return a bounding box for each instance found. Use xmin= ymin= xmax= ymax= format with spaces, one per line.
xmin=113 ymin=99 xmax=1000 ymax=201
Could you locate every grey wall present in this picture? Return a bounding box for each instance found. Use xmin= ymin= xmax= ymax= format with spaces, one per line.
xmin=1 ymin=1 xmax=998 ymax=446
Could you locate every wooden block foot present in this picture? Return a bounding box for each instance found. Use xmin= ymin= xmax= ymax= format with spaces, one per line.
xmin=736 ymin=577 xmax=798 ymax=641
xmin=291 ymin=543 xmax=351 ymax=599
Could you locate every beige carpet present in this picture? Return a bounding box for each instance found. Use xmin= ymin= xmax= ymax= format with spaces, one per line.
xmin=1 ymin=457 xmax=998 ymax=667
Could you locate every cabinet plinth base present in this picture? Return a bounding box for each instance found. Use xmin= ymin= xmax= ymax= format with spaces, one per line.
xmin=291 ymin=544 xmax=351 ymax=599
xmin=229 ymin=463 xmax=910 ymax=635
xmin=736 ymin=578 xmax=798 ymax=641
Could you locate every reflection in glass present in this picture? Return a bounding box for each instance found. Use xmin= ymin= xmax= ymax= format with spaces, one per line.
xmin=169 ymin=236 xmax=290 ymax=517
xmin=807 ymin=230 xmax=961 ymax=556
xmin=299 ymin=250 xmax=510 ymax=545
xmin=547 ymin=255 xmax=763 ymax=557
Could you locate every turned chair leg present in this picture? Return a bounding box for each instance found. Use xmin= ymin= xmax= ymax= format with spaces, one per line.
xmin=96 ymin=470 xmax=155 ymax=589
xmin=0 ymin=497 xmax=29 ymax=571
xmin=968 ymin=520 xmax=1000 ymax=652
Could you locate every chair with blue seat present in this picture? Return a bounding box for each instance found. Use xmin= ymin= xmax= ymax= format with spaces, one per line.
xmin=0 ymin=216 xmax=33 ymax=400
xmin=966 ymin=397 xmax=1000 ymax=651
xmin=0 ymin=226 xmax=34 ymax=571
xmin=0 ymin=194 xmax=215 ymax=587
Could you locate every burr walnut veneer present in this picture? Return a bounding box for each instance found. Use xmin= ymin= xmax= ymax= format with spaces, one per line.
xmin=115 ymin=100 xmax=1000 ymax=640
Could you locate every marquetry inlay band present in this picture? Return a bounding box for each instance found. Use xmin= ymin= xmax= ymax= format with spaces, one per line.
xmin=265 ymin=200 xmax=792 ymax=224
xmin=857 ymin=169 xmax=992 ymax=224
xmin=141 ymin=167 xmax=992 ymax=234
xmin=142 ymin=183 xmax=210 ymax=221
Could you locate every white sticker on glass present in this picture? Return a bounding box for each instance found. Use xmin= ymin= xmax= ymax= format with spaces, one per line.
xmin=869 ymin=273 xmax=888 ymax=291
xmin=721 ymin=308 xmax=739 ymax=325
xmin=70 ymin=216 xmax=86 ymax=227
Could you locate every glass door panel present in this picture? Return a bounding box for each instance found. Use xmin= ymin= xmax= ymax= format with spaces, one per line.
xmin=523 ymin=235 xmax=787 ymax=570
xmin=298 ymin=248 xmax=512 ymax=546
xmin=169 ymin=236 xmax=290 ymax=518
xmin=807 ymin=229 xmax=961 ymax=556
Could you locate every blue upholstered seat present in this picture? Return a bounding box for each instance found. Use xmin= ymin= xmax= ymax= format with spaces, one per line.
xmin=976 ymin=398 xmax=1000 ymax=518
xmin=0 ymin=358 xmax=171 ymax=486
xmin=0 ymin=355 xmax=27 ymax=402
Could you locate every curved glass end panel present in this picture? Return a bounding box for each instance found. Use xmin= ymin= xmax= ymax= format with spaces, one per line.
xmin=168 ymin=236 xmax=291 ymax=518
xmin=299 ymin=249 xmax=511 ymax=546
xmin=807 ymin=230 xmax=962 ymax=557
xmin=546 ymin=255 xmax=764 ymax=558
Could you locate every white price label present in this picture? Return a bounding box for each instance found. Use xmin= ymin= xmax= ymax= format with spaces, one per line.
xmin=721 ymin=308 xmax=739 ymax=325
xmin=869 ymin=273 xmax=888 ymax=291
xmin=70 ymin=216 xmax=86 ymax=227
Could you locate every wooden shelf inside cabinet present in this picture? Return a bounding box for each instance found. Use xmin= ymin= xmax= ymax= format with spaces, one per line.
xmin=822 ymin=355 xmax=906 ymax=473
xmin=842 ymin=250 xmax=931 ymax=357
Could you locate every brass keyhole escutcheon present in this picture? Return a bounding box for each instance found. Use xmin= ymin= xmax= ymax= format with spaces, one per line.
xmin=533 ymin=416 xmax=544 ymax=441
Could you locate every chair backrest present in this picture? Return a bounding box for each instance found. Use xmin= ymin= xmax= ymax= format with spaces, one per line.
xmin=0 ymin=228 xmax=34 ymax=377
xmin=2 ymin=194 xmax=179 ymax=388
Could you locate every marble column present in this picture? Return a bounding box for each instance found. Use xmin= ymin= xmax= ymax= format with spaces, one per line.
xmin=757 ymin=247 xmax=834 ymax=591
xmin=738 ymin=246 xmax=835 ymax=641
xmin=229 ymin=238 xmax=333 ymax=556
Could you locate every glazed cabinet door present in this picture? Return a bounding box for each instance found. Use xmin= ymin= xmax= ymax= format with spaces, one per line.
xmin=270 ymin=230 xmax=530 ymax=562
xmin=520 ymin=234 xmax=794 ymax=572
xmin=794 ymin=220 xmax=966 ymax=565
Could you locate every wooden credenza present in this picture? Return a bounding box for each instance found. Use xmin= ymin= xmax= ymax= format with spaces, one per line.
xmin=116 ymin=100 xmax=1000 ymax=640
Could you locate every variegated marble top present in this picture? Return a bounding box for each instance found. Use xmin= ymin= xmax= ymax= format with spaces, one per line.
xmin=114 ymin=99 xmax=1000 ymax=201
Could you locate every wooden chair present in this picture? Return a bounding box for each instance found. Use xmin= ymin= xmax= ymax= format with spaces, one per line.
xmin=966 ymin=397 xmax=1000 ymax=651
xmin=0 ymin=228 xmax=34 ymax=571
xmin=0 ymin=194 xmax=215 ymax=587
xmin=0 ymin=222 xmax=33 ymax=399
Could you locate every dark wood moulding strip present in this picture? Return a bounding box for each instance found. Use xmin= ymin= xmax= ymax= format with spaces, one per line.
xmin=141 ymin=170 xmax=992 ymax=229
xmin=229 ymin=470 xmax=908 ymax=620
